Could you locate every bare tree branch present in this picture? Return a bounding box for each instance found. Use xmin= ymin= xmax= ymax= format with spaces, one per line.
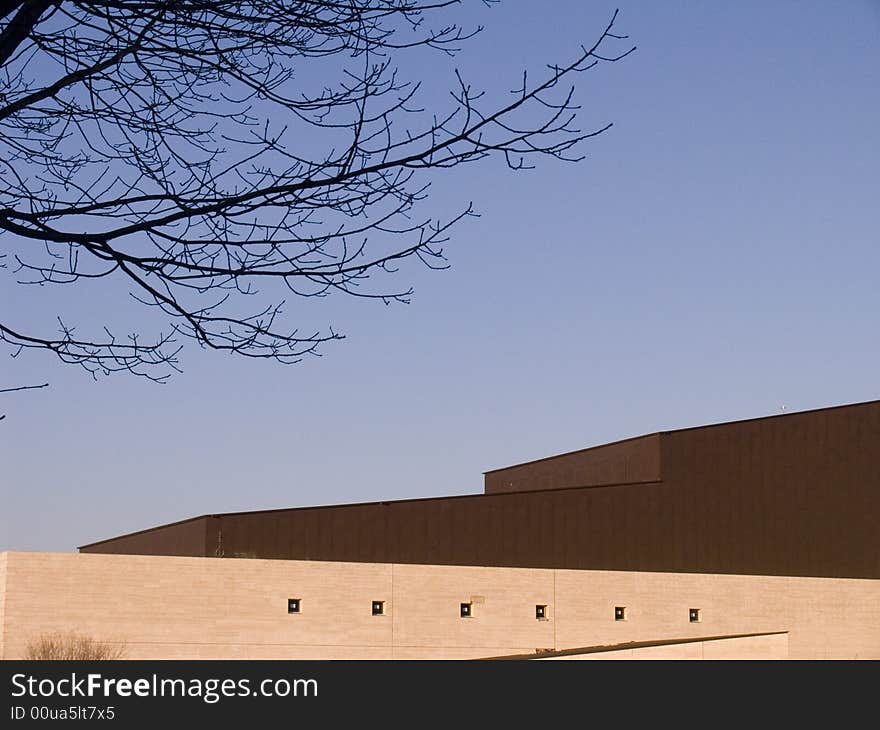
xmin=0 ymin=1 xmax=635 ymax=380
xmin=0 ymin=0 xmax=52 ymax=66
xmin=0 ymin=379 xmax=48 ymax=420
xmin=0 ymin=381 xmax=48 ymax=393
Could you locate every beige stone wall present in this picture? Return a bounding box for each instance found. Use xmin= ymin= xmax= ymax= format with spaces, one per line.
xmin=0 ymin=551 xmax=7 ymax=659
xmin=553 ymin=569 xmax=878 ymax=659
xmin=1 ymin=552 xmax=877 ymax=660
xmin=390 ymin=564 xmax=555 ymax=657
xmin=2 ymin=552 xmax=393 ymax=660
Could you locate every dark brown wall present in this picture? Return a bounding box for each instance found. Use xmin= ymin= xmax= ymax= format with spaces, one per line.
xmin=484 ymin=434 xmax=661 ymax=494
xmin=80 ymin=516 xmax=211 ymax=557
xmin=208 ymin=483 xmax=669 ymax=571
xmin=80 ymin=401 xmax=880 ymax=579
xmin=660 ymin=400 xmax=880 ymax=579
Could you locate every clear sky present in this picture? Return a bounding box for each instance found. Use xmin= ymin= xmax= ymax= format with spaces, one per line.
xmin=2 ymin=1 xmax=878 ymax=553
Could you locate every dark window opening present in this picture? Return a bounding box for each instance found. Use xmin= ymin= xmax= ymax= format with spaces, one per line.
xmin=689 ymin=608 xmax=701 ymax=623
xmin=372 ymin=600 xmax=385 ymax=616
xmin=460 ymin=602 xmax=472 ymax=618
xmin=614 ymin=606 xmax=626 ymax=621
xmin=287 ymin=598 xmax=301 ymax=614
xmin=536 ymin=604 xmax=547 ymax=620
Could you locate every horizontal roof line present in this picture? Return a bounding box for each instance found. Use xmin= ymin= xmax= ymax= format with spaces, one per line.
xmin=77 ymin=479 xmax=663 ymax=549
xmin=208 ymin=479 xmax=662 ymax=519
xmin=484 ymin=398 xmax=880 ymax=474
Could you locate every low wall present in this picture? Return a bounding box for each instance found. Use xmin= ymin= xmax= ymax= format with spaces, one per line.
xmin=1 ymin=552 xmax=876 ymax=659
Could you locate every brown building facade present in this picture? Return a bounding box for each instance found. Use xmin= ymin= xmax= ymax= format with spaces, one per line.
xmin=2 ymin=400 xmax=876 ymax=660
xmin=80 ymin=400 xmax=880 ymax=580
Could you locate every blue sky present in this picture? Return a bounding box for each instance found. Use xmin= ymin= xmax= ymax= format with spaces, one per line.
xmin=2 ymin=1 xmax=878 ymax=552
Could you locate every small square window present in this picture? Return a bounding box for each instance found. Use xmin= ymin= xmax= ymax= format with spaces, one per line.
xmin=372 ymin=600 xmax=385 ymax=616
xmin=689 ymin=608 xmax=701 ymax=623
xmin=287 ymin=598 xmax=301 ymax=614
xmin=535 ymin=604 xmax=547 ymax=620
xmin=614 ymin=606 xmax=626 ymax=621
xmin=460 ymin=602 xmax=473 ymax=618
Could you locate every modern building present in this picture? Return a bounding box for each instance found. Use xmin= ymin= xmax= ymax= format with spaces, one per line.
xmin=1 ymin=400 xmax=878 ymax=659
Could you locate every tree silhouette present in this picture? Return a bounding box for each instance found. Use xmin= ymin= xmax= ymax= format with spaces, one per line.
xmin=0 ymin=1 xmax=634 ymax=382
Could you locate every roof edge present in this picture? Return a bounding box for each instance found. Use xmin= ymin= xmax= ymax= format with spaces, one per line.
xmin=484 ymin=397 xmax=880 ymax=474
xmin=77 ymin=478 xmax=664 ymax=548
xmin=483 ymin=433 xmax=660 ymax=475
xmin=663 ymin=397 xmax=880 ymax=436
xmin=479 ymin=630 xmax=789 ymax=660
xmin=77 ymin=514 xmax=210 ymax=551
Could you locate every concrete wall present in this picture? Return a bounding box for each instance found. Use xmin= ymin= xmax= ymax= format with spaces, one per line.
xmin=1 ymin=552 xmax=877 ymax=660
